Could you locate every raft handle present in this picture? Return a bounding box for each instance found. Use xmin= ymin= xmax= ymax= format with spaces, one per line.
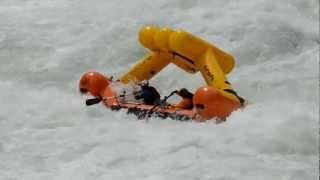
xmin=86 ymin=98 xmax=102 ymax=106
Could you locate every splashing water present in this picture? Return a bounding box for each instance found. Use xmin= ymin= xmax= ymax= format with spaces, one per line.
xmin=0 ymin=0 xmax=318 ymax=179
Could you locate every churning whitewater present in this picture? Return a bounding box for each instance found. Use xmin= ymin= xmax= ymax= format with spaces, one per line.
xmin=0 ymin=0 xmax=318 ymax=179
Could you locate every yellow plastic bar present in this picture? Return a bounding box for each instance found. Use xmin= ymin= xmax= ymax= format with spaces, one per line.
xmin=169 ymin=30 xmax=235 ymax=74
xmin=197 ymin=49 xmax=239 ymax=102
xmin=138 ymin=26 xmax=235 ymax=74
xmin=171 ymin=55 xmax=197 ymax=74
xmin=139 ymin=26 xmax=198 ymax=74
xmin=120 ymin=51 xmax=171 ymax=84
xmin=138 ymin=25 xmax=159 ymax=51
xmin=121 ymin=26 xmax=239 ymax=103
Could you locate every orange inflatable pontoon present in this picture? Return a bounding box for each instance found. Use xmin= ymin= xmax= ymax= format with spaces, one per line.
xmin=79 ymin=26 xmax=245 ymax=121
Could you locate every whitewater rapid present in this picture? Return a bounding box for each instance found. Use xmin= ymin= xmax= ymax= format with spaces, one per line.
xmin=0 ymin=0 xmax=318 ymax=179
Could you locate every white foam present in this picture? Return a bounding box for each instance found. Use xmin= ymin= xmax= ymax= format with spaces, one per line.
xmin=0 ymin=0 xmax=318 ymax=179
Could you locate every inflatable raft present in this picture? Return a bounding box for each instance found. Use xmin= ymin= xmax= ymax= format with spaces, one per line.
xmin=79 ymin=26 xmax=245 ymax=121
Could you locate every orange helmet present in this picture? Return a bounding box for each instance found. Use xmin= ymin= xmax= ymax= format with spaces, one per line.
xmin=193 ymin=86 xmax=241 ymax=120
xmin=79 ymin=71 xmax=110 ymax=97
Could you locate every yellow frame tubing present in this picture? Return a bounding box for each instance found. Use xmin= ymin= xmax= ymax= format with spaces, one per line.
xmin=120 ymin=51 xmax=171 ymax=83
xmin=196 ymin=49 xmax=239 ymax=102
xmin=168 ymin=30 xmax=235 ymax=74
xmin=120 ymin=26 xmax=242 ymax=104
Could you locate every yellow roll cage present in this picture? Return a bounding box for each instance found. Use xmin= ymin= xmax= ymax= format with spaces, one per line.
xmin=120 ymin=26 xmax=242 ymax=103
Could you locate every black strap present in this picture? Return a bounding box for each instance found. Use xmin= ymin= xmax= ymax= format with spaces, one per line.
xmin=172 ymin=52 xmax=195 ymax=65
xmin=223 ymin=89 xmax=245 ymax=106
xmin=147 ymin=90 xmax=178 ymax=118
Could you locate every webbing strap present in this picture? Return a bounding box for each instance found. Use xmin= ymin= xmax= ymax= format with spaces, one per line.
xmin=223 ymin=89 xmax=245 ymax=106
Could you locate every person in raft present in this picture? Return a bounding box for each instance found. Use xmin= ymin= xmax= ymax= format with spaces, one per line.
xmin=112 ymin=80 xmax=194 ymax=109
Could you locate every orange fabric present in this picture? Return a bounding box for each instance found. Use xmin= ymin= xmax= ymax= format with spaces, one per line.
xmin=193 ymin=86 xmax=241 ymax=120
xmin=79 ymin=71 xmax=109 ymax=97
xmin=79 ymin=71 xmax=241 ymax=121
xmin=101 ymin=86 xmax=119 ymax=107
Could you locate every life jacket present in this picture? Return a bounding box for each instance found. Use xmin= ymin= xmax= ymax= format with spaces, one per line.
xmin=134 ymin=84 xmax=161 ymax=105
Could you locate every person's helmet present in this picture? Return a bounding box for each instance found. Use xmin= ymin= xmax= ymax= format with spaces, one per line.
xmin=193 ymin=86 xmax=240 ymax=120
xmin=79 ymin=71 xmax=110 ymax=97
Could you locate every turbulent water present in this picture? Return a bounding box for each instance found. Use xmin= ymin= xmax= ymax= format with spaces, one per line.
xmin=0 ymin=0 xmax=319 ymax=179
